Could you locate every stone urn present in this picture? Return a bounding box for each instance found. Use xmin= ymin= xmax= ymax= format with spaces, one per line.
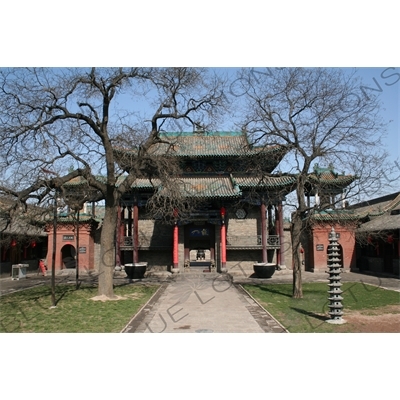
xmin=124 ymin=262 xmax=148 ymax=279
xmin=253 ymin=263 xmax=276 ymax=278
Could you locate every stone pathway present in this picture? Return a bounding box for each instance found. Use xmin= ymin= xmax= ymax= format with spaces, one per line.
xmin=122 ymin=272 xmax=287 ymax=333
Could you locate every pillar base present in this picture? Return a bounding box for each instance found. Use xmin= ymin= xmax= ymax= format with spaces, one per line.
xmin=219 ymin=262 xmax=227 ymax=273
xmin=278 ymin=264 xmax=287 ymax=270
xmin=171 ymin=267 xmax=180 ymax=274
xmin=326 ymin=318 xmax=346 ymax=325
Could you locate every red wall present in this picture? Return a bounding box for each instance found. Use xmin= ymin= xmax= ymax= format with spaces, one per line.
xmin=310 ymin=224 xmax=356 ymax=272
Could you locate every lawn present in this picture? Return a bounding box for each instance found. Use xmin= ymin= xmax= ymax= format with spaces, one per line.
xmin=242 ymin=282 xmax=400 ymax=333
xmin=0 ymin=283 xmax=159 ymax=333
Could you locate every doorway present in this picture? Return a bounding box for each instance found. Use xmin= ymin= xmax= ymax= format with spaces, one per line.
xmin=61 ymin=244 xmax=76 ymax=268
xmin=184 ymin=222 xmax=215 ymax=269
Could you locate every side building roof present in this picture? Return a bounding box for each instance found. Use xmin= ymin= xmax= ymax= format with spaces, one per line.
xmin=351 ymin=192 xmax=400 ymax=232
xmin=305 ymin=163 xmax=357 ymax=195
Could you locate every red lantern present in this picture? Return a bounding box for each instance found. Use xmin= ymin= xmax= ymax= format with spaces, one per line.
xmin=220 ymin=207 xmax=226 ymax=217
xmin=31 ymin=240 xmax=37 ymax=248
xmin=11 ymin=239 xmax=17 ymax=247
xmin=387 ymin=235 xmax=393 ymax=244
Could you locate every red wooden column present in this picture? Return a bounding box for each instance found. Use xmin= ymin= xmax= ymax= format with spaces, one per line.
xmin=278 ymin=201 xmax=286 ymax=268
xmin=220 ymin=207 xmax=227 ymax=270
xmin=116 ymin=206 xmax=122 ymax=266
xmin=261 ymin=202 xmax=267 ymax=263
xmin=133 ymin=203 xmax=139 ymax=264
xmin=275 ymin=205 xmax=281 ymax=265
xmin=120 ymin=207 xmax=125 ymax=244
xmin=173 ymin=222 xmax=179 ymax=269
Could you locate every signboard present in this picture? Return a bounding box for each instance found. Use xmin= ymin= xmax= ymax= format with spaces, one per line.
xmin=63 ymin=235 xmax=74 ymax=241
xmin=316 ymin=244 xmax=324 ymax=251
xmin=79 ymin=247 xmax=87 ymax=254
xmin=190 ymin=228 xmax=209 ymax=237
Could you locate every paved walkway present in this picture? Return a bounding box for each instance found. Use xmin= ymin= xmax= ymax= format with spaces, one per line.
xmin=121 ymin=272 xmax=287 ymax=333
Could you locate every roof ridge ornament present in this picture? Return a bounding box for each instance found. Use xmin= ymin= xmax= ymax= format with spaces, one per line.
xmin=193 ymin=122 xmax=205 ymax=134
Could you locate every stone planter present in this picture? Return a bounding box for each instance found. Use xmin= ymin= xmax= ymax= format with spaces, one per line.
xmin=253 ymin=263 xmax=276 ymax=278
xmin=124 ymin=262 xmax=147 ymax=279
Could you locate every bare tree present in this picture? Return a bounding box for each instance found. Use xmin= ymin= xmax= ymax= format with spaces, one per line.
xmin=0 ymin=67 xmax=226 ymax=298
xmin=237 ymin=68 xmax=389 ymax=298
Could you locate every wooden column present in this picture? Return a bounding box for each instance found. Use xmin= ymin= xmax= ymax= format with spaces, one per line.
xmin=118 ymin=206 xmax=125 ymax=265
xmin=268 ymin=205 xmax=273 ymax=235
xmin=127 ymin=206 xmax=132 ymax=238
xmin=173 ymin=223 xmax=179 ymax=268
xmin=133 ymin=203 xmax=139 ymax=264
xmin=261 ymin=202 xmax=267 ymax=263
xmin=275 ymin=205 xmax=281 ymax=265
xmin=220 ymin=207 xmax=227 ymax=270
xmin=278 ymin=201 xmax=286 ymax=268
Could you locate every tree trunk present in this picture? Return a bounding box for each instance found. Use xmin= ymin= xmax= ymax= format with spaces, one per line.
xmin=291 ymin=212 xmax=303 ymax=298
xmin=98 ymin=199 xmax=118 ymax=298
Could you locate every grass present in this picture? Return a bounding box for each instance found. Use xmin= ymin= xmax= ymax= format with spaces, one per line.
xmin=243 ymin=282 xmax=400 ymax=333
xmin=0 ymin=283 xmax=159 ymax=333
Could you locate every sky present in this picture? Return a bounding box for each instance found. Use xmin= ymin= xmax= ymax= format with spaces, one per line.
xmin=217 ymin=67 xmax=400 ymax=173
xmin=350 ymin=68 xmax=399 ymax=167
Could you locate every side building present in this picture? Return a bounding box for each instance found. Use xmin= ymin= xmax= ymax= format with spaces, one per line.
xmin=352 ymin=192 xmax=400 ymax=276
xmin=0 ymin=197 xmax=48 ymax=275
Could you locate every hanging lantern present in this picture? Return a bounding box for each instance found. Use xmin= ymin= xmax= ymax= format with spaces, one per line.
xmin=387 ymin=235 xmax=394 ymax=244
xmin=31 ymin=240 xmax=37 ymax=248
xmin=11 ymin=239 xmax=17 ymax=247
xmin=220 ymin=207 xmax=226 ymax=217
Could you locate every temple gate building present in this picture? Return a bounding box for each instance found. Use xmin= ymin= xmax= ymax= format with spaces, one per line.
xmin=46 ymin=131 xmax=297 ymax=274
xmin=42 ymin=131 xmax=360 ymax=276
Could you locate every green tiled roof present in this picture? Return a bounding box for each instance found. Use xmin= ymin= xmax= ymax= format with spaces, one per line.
xmin=64 ymin=173 xmax=298 ymax=200
xmin=53 ymin=213 xmax=101 ymax=223
xmin=233 ymin=175 xmax=297 ymax=189
xmin=307 ymin=163 xmax=356 ymax=189
xmin=147 ymin=131 xmax=285 ymax=158
xmin=128 ymin=176 xmax=241 ymax=199
xmin=129 ymin=178 xmax=156 ymax=189
xmin=307 ymin=172 xmax=356 ymax=186
xmin=180 ymin=176 xmax=241 ymax=198
xmin=311 ymin=209 xmax=359 ymax=221
xmin=128 ymin=174 xmax=298 ymax=199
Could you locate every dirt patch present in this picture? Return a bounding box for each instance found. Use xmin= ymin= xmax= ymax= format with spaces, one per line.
xmin=90 ymin=293 xmax=143 ymax=302
xmin=343 ymin=305 xmax=400 ymax=333
xmin=90 ymin=294 xmax=126 ymax=302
